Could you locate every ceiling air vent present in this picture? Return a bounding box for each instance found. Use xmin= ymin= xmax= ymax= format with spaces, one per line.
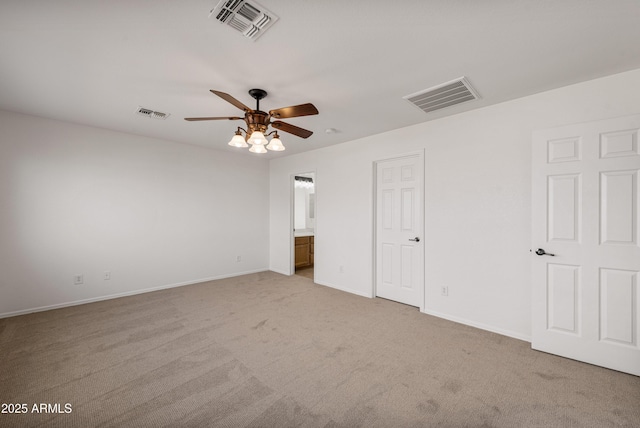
xmin=136 ymin=106 xmax=170 ymax=120
xmin=403 ymin=77 xmax=480 ymax=114
xmin=210 ymin=0 xmax=279 ymax=41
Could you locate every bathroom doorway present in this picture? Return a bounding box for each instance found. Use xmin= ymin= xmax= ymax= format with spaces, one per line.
xmin=292 ymin=172 xmax=315 ymax=280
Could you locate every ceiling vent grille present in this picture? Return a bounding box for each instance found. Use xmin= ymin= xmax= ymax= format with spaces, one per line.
xmin=136 ymin=107 xmax=170 ymax=120
xmin=403 ymin=77 xmax=480 ymax=114
xmin=210 ymin=0 xmax=278 ymax=41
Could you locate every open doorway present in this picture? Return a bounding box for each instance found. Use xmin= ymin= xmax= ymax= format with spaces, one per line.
xmin=292 ymin=172 xmax=315 ymax=280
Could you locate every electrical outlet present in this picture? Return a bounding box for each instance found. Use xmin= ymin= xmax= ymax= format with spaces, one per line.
xmin=236 ymin=255 xmax=241 ymax=262
xmin=104 ymin=271 xmax=111 ymax=280
xmin=339 ymin=265 xmax=344 ymax=273
xmin=441 ymin=286 xmax=449 ymax=296
xmin=74 ymin=274 xmax=84 ymax=285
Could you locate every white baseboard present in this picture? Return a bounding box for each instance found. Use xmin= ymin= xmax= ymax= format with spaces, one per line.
xmin=268 ymin=267 xmax=291 ymax=276
xmin=421 ymin=308 xmax=531 ymax=343
xmin=314 ymin=279 xmax=373 ymax=299
xmin=313 ymin=282 xmax=530 ymax=343
xmin=0 ymin=268 xmax=268 ymax=319
xmin=310 ymin=280 xmax=529 ymax=343
xmin=2 ymin=271 xmax=531 ymax=346
xmin=313 ymin=284 xmax=530 ymax=343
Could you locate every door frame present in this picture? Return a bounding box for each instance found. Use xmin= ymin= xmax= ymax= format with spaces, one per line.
xmin=290 ymin=170 xmax=316 ymax=277
xmin=372 ymin=150 xmax=426 ymax=311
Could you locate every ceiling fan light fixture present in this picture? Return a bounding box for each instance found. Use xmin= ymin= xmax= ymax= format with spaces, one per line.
xmin=248 ymin=130 xmax=267 ymax=145
xmin=266 ymin=133 xmax=285 ymax=151
xmin=249 ymin=143 xmax=267 ymax=154
xmin=228 ymin=131 xmax=248 ymax=148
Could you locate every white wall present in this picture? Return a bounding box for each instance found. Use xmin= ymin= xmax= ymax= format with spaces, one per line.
xmin=269 ymin=68 xmax=640 ymax=341
xmin=0 ymin=110 xmax=270 ymax=317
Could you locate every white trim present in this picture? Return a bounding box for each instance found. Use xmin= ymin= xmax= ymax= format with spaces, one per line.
xmin=315 ymin=280 xmax=530 ymax=343
xmin=3 ymin=266 xmax=532 ymax=345
xmin=0 ymin=269 xmax=268 ymax=319
xmin=289 ymin=173 xmax=296 ymax=276
xmin=314 ymin=279 xmax=373 ymax=299
xmin=269 ymin=267 xmax=291 ymax=276
xmin=422 ymin=308 xmax=532 ymax=343
xmin=290 ymin=170 xmax=316 ymax=278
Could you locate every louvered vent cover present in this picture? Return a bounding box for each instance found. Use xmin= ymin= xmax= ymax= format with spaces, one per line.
xmin=210 ymin=0 xmax=279 ymax=41
xmin=403 ymin=77 xmax=480 ymax=114
xmin=136 ymin=107 xmax=170 ymax=120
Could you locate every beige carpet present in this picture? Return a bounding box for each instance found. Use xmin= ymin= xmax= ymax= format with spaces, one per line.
xmin=295 ymin=266 xmax=314 ymax=280
xmin=0 ymin=271 xmax=638 ymax=427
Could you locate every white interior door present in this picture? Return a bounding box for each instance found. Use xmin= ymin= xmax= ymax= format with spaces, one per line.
xmin=375 ymin=153 xmax=424 ymax=308
xmin=532 ymin=114 xmax=640 ymax=376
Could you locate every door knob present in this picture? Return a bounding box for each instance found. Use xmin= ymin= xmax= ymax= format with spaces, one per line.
xmin=409 ymin=237 xmax=420 ymax=242
xmin=535 ymin=248 xmax=555 ymax=256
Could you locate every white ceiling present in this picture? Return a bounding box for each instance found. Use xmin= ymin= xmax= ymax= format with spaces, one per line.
xmin=2 ymin=1 xmax=640 ymax=158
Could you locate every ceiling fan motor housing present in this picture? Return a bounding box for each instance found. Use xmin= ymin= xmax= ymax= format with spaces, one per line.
xmin=245 ymin=111 xmax=269 ymax=134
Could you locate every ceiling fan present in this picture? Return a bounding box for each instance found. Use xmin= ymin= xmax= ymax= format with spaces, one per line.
xmin=185 ymin=89 xmax=318 ymax=153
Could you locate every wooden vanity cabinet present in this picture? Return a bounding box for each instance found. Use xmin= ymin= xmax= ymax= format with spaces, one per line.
xmin=295 ymin=236 xmax=314 ymax=268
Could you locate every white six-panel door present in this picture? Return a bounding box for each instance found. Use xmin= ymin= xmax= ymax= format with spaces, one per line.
xmin=375 ymin=153 xmax=424 ymax=308
xmin=532 ymin=114 xmax=640 ymax=376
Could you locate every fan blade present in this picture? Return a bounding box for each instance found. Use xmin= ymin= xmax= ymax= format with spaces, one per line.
xmin=271 ymin=121 xmax=313 ymax=139
xmin=269 ymin=103 xmax=318 ymax=119
xmin=184 ymin=116 xmax=242 ymax=121
xmin=210 ymin=90 xmax=252 ymax=113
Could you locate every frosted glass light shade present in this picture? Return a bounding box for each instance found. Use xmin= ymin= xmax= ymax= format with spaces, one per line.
xmin=228 ymin=134 xmax=248 ymax=148
xmin=249 ymin=144 xmax=267 ymax=154
xmin=266 ymin=137 xmax=285 ymax=151
xmin=248 ymin=131 xmax=267 ymax=145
